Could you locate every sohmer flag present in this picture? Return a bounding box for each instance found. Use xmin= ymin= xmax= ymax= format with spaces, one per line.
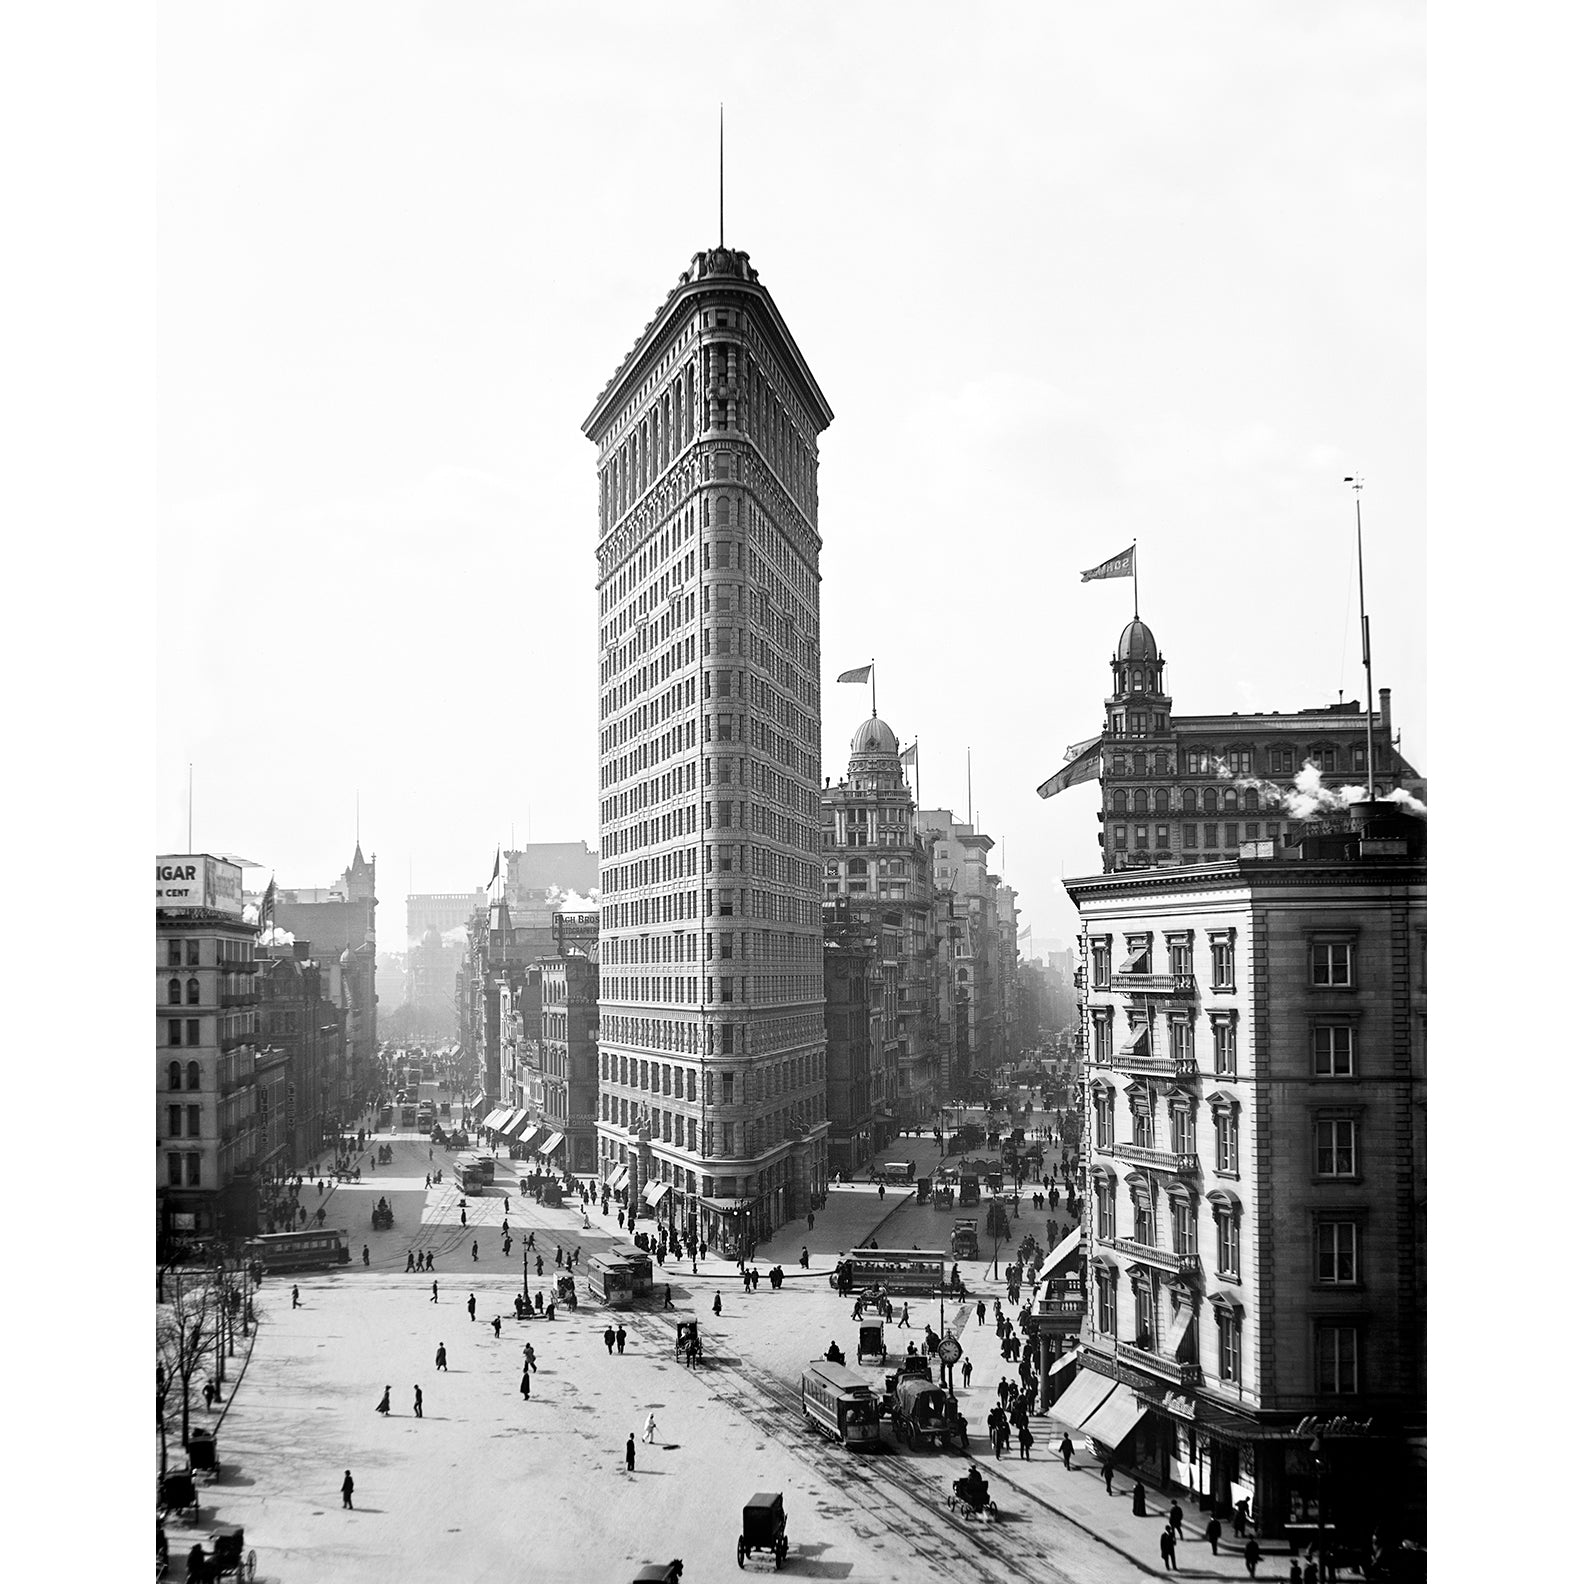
xmin=899 ymin=743 xmax=917 ymax=766
xmin=837 ymin=664 xmax=872 ymax=684
xmin=1080 ymin=545 xmax=1135 ymax=582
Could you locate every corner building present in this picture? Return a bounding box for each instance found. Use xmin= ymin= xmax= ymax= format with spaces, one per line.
xmin=582 ymin=247 xmax=834 ymax=1253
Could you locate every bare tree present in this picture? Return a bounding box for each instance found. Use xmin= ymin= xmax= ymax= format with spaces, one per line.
xmin=155 ymin=1267 xmax=220 ymax=1472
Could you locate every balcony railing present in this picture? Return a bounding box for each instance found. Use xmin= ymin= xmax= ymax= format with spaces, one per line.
xmin=1117 ymin=1339 xmax=1205 ymax=1387
xmin=1110 ymin=1236 xmax=1178 ymax=1271
xmin=1111 ymin=1141 xmax=1182 ymax=1172
xmin=1113 ymin=972 xmax=1197 ymax=997
xmin=1100 ymin=1051 xmax=1176 ymax=1078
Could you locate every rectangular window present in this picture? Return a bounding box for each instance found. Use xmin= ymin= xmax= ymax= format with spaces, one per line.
xmin=1317 ymin=1220 xmax=1359 ymax=1285
xmin=1186 ymin=750 xmax=1208 ymax=774
xmin=1091 ymin=1011 xmax=1113 ymax=1065
xmin=1214 ymin=1112 xmax=1239 ymax=1175
xmin=1184 ymin=823 xmax=1198 ymax=848
xmin=168 ymin=1019 xmax=182 ymax=1047
xmin=1227 ymin=751 xmax=1252 ymax=775
xmin=1125 ymin=936 xmax=1152 ymax=975
xmin=1171 ymin=1198 xmax=1196 ymax=1255
xmin=167 ymin=1105 xmax=182 ymax=1137
xmin=187 ymin=1105 xmax=201 ymax=1137
xmin=1113 ymin=825 xmax=1128 ymax=851
xmin=1168 ymin=937 xmax=1192 ymax=978
xmin=1217 ymin=1311 xmax=1242 ymax=1384
xmin=187 ymin=1018 xmax=201 ymax=1045
xmin=1134 ymin=1280 xmax=1155 ymax=1349
xmin=1130 ymin=1097 xmax=1153 ymax=1149
xmin=1210 ymin=933 xmax=1235 ymax=991
xmin=185 ymin=1154 xmax=201 ymax=1186
xmin=1315 ymin=747 xmax=1337 ymax=773
xmin=167 ymin=1152 xmax=182 ymax=1186
xmin=1268 ymin=747 xmax=1294 ymax=774
xmin=1155 ymin=824 xmax=1171 ymax=850
xmin=1096 ymin=1184 xmax=1116 ymax=1242
xmin=1096 ymin=1272 xmax=1117 ymax=1336
xmin=1245 ymin=822 xmax=1260 ymax=841
xmin=1091 ymin=940 xmax=1111 ymax=991
xmin=1211 ymin=1017 xmax=1236 ymax=1076
xmin=1316 ymin=1117 xmax=1358 ymax=1177
xmin=1133 ymin=825 xmax=1149 ymax=851
xmin=1095 ymin=1092 xmax=1114 ymax=1150
xmin=167 ymin=939 xmax=182 ymax=968
xmin=1169 ymin=1018 xmax=1194 ymax=1071
xmin=1170 ymin=1106 xmax=1194 ymax=1158
xmin=1312 ymin=940 xmax=1355 ymax=987
xmin=1316 ymin=1325 xmax=1359 ymax=1394
xmin=1215 ymin=1210 xmax=1239 ymax=1278
xmin=1313 ymin=1024 xmax=1356 ymax=1077
xmin=186 ymin=939 xmax=201 ymax=967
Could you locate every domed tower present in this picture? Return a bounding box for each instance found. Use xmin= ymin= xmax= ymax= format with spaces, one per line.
xmin=1108 ymin=617 xmax=1172 ymax=734
xmin=1103 ymin=617 xmax=1177 ymax=872
xmin=847 ymin=714 xmax=907 ymax=792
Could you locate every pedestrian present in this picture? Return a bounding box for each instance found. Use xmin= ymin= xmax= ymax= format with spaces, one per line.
xmin=643 ymin=1411 xmax=658 ymax=1444
xmin=361 ymin=1244 xmax=369 ymax=1266
xmin=899 ymin=1303 xmax=910 ymax=1328
xmin=961 ymin=1357 xmax=973 ymax=1389
xmin=1160 ymin=1524 xmax=1178 ymax=1571
xmin=977 ymin=1300 xmax=986 ymax=1326
xmin=425 ymin=1251 xmax=434 ymax=1272
xmin=468 ymin=1293 xmax=476 ymax=1321
xmin=1059 ymin=1432 xmax=1075 ymax=1470
xmin=1132 ymin=1480 xmax=1148 ymax=1518
xmin=291 ymin=1283 xmax=301 ymax=1309
xmin=536 ymin=1255 xmax=543 ymax=1276
xmin=604 ymin=1326 xmax=616 ymax=1354
xmin=616 ymin=1324 xmax=627 ymax=1355
xmin=523 ymin=1342 xmax=537 ymax=1372
xmin=435 ymin=1343 xmax=448 ymax=1371
xmin=527 ymin=1231 xmax=535 ymax=1250
xmin=431 ymin=1280 xmax=438 ymax=1304
xmin=376 ymin=1386 xmax=391 ymax=1415
xmin=460 ymin=1206 xmax=467 ymax=1227
xmin=492 ymin=1315 xmax=502 ymax=1338
xmin=471 ymin=1240 xmax=478 ymax=1261
xmin=1233 ymin=1497 xmax=1250 ymax=1538
xmin=712 ymin=1292 xmax=722 ymax=1317
xmin=520 ymin=1368 xmax=532 ymax=1401
xmin=625 ymin=1433 xmax=636 ymax=1472
xmin=1170 ymin=1500 xmax=1184 ymax=1540
xmin=405 ymin=1251 xmax=415 ymax=1272
xmin=799 ymin=1245 xmax=809 ymax=1269
xmin=1018 ymin=1421 xmax=1033 ymax=1460
xmin=341 ymin=1469 xmax=355 ymax=1509
xmin=1206 ymin=1514 xmax=1223 ymax=1555
xmin=1102 ymin=1456 xmax=1115 ymax=1495
xmin=664 ymin=1284 xmax=675 ymax=1309
xmin=1289 ymin=1561 xmax=1303 ymax=1584
xmin=413 ymin=1385 xmax=423 ymax=1419
xmin=1244 ymin=1538 xmax=1262 ymax=1578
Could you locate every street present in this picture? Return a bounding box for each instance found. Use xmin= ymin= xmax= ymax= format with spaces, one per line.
xmin=160 ymin=1100 xmax=1258 ymax=1584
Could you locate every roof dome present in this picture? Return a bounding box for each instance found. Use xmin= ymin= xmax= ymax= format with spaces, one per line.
xmin=850 ymin=716 xmax=900 ymax=757
xmin=1116 ymin=618 xmax=1159 ymax=663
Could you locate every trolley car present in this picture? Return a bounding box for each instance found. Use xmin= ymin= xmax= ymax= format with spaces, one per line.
xmin=243 ymin=1228 xmax=350 ymax=1274
xmin=799 ymin=1360 xmax=882 ymax=1448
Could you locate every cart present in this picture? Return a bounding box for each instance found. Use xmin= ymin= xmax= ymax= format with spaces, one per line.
xmin=200 ymin=1524 xmax=256 ymax=1581
xmin=856 ymin=1323 xmax=886 ymax=1363
xmin=371 ymin=1197 xmax=394 ymax=1230
xmin=556 ymin=1272 xmax=579 ymax=1311
xmin=736 ymin=1491 xmax=788 ymax=1570
xmin=157 ymin=1468 xmax=199 ymax=1522
xmin=185 ymin=1427 xmax=219 ymax=1483
xmin=675 ymin=1318 xmax=703 ymax=1366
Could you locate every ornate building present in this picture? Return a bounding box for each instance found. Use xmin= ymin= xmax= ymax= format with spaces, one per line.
xmin=582 ymin=245 xmax=834 ymax=1253
xmin=821 ymin=714 xmax=937 ymax=1147
xmin=1038 ymin=617 xmax=1425 ymax=873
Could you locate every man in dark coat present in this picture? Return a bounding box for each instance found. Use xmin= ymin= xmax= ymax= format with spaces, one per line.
xmin=1059 ymin=1432 xmax=1075 ymax=1470
xmin=625 ymin=1433 xmax=636 ymax=1471
xmin=1160 ymin=1524 xmax=1178 ymax=1571
xmin=604 ymin=1325 xmax=616 ymax=1354
xmin=341 ymin=1469 xmax=354 ymax=1509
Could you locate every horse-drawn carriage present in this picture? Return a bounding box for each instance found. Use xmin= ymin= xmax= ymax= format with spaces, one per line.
xmin=157 ymin=1467 xmax=199 ymax=1523
xmin=556 ymin=1272 xmax=579 ymax=1311
xmin=946 ymin=1469 xmax=998 ymax=1521
xmin=856 ymin=1323 xmax=886 ymax=1363
xmin=675 ymin=1318 xmax=703 ymax=1367
xmin=371 ymin=1196 xmax=394 ymax=1230
xmin=184 ymin=1523 xmax=256 ymax=1581
xmin=736 ymin=1491 xmax=789 ymax=1570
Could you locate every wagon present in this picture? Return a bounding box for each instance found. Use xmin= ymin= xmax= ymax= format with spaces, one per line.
xmin=675 ymin=1318 xmax=704 ymax=1366
xmin=736 ymin=1491 xmax=789 ymax=1570
xmin=192 ymin=1523 xmax=256 ymax=1581
xmin=856 ymin=1323 xmax=886 ymax=1363
xmin=157 ymin=1468 xmax=198 ymax=1522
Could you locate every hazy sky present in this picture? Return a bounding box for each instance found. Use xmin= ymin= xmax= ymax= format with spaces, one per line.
xmin=157 ymin=1 xmax=1425 ymax=947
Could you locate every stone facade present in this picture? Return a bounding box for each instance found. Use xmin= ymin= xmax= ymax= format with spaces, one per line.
xmin=1065 ymin=804 xmax=1426 ymax=1545
xmin=582 ymin=245 xmax=834 ymax=1254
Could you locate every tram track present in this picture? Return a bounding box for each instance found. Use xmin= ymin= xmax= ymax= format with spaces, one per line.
xmin=623 ymin=1308 xmax=1098 ymax=1584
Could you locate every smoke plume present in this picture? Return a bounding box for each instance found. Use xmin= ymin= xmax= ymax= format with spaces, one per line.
xmin=259 ymin=925 xmax=296 ymax=947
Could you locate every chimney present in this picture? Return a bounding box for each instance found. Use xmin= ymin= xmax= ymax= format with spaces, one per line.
xmin=1378 ymin=687 xmax=1392 ymax=739
xmin=293 ymin=940 xmax=311 ymax=962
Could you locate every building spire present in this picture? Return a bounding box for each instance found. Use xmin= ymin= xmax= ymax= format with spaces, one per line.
xmin=719 ymin=103 xmax=725 ymax=249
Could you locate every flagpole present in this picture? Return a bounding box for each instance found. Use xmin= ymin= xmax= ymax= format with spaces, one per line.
xmin=1132 ymin=538 xmax=1139 ymax=620
xmin=1347 ymin=477 xmax=1376 ymax=795
xmin=871 ymin=659 xmax=876 ymax=719
xmin=967 ymin=747 xmax=973 ymax=829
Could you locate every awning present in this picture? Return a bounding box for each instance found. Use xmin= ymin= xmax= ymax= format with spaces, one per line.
xmin=483 ymin=1107 xmax=511 ymax=1131
xmin=516 ymin=1126 xmax=544 ymax=1155
xmin=1037 ymin=1226 xmax=1083 ymax=1282
xmin=538 ymin=1131 xmax=565 ymax=1157
xmin=1122 ymin=1021 xmax=1151 ymax=1052
xmin=1124 ymin=945 xmax=1151 ymax=972
xmin=1051 ymin=1369 xmax=1116 ymax=1429
xmin=608 ymin=1167 xmax=629 ymax=1192
xmin=1047 ymin=1347 xmax=1082 ymax=1384
xmin=500 ymin=1111 xmax=534 ymax=1141
xmin=642 ymin=1179 xmax=672 ymax=1207
xmin=466 ymin=1091 xmax=485 ymax=1111
xmin=1163 ymin=1300 xmax=1195 ymax=1358
xmin=1083 ymin=1385 xmax=1148 ymax=1450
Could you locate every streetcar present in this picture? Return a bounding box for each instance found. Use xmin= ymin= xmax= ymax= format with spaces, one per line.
xmin=453 ymin=1156 xmax=495 ymax=1194
xmin=243 ymin=1228 xmax=350 ymax=1274
xmin=584 ymin=1255 xmax=635 ymax=1309
xmin=800 ymin=1360 xmax=882 ymax=1448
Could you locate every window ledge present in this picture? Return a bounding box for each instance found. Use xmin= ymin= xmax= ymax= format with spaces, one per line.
xmin=1212 ymin=1169 xmax=1240 ymax=1182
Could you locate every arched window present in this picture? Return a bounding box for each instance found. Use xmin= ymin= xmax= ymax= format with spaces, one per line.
xmin=1243 ymin=787 xmax=1258 ymax=812
xmin=1112 ymin=789 xmax=1129 ymax=813
xmin=167 ymin=978 xmax=182 ymax=1005
xmin=1154 ymin=789 xmax=1169 ymax=813
xmin=167 ymin=1060 xmax=182 ymax=1090
xmin=186 ymin=977 xmax=200 ymax=1005
xmin=846 ymin=858 xmax=869 ymax=876
xmin=957 ymin=968 xmax=969 ymax=983
xmin=1182 ymin=789 xmax=1197 ymax=813
xmin=187 ymin=1061 xmax=201 ymax=1091
xmin=1223 ymin=790 xmax=1239 ymax=812
xmin=1131 ymin=669 xmax=1143 ymax=691
xmin=1204 ymin=787 xmax=1218 ymax=810
xmin=1133 ymin=790 xmax=1149 ymax=814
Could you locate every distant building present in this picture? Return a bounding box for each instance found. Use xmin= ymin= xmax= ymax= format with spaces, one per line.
xmin=256 ymin=941 xmax=348 ymax=1171
xmin=1062 ymin=802 xmax=1426 ymax=1545
xmin=822 ymin=897 xmax=880 ymax=1176
xmin=270 ymin=844 xmax=378 ymax=1110
xmin=541 ymin=953 xmax=600 ymax=1176
xmin=156 ymin=854 xmax=259 ymax=1250
xmin=1038 ymin=616 xmax=1425 ymax=872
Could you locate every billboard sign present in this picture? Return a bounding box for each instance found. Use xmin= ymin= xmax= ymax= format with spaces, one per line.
xmin=157 ymin=855 xmax=244 ymax=916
